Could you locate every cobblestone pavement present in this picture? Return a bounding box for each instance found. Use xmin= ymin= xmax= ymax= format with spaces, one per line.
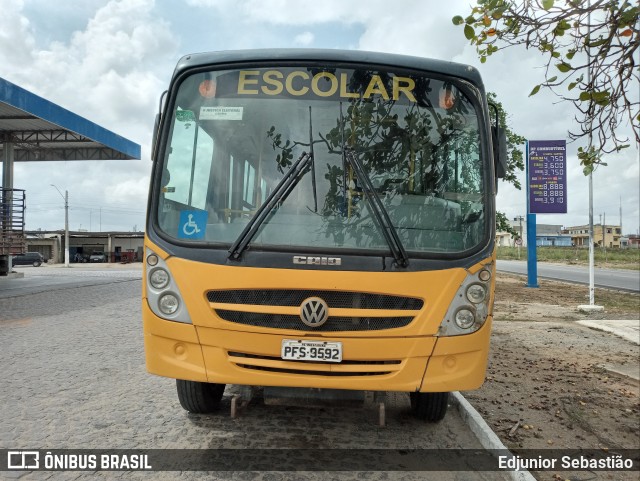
xmin=0 ymin=268 xmax=509 ymax=481
xmin=0 ymin=264 xmax=141 ymax=301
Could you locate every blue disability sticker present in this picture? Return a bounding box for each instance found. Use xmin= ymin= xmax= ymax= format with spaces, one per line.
xmin=178 ymin=210 xmax=208 ymax=239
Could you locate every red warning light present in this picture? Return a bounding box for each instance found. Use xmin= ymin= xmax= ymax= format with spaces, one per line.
xmin=439 ymin=86 xmax=456 ymax=110
xmin=199 ymin=79 xmax=217 ymax=98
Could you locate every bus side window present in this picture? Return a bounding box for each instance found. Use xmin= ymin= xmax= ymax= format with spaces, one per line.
xmin=164 ymin=113 xmax=214 ymax=211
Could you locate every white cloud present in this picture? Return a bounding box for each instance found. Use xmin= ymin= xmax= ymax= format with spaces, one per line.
xmin=0 ymin=0 xmax=35 ymax=66
xmin=294 ymin=31 xmax=314 ymax=46
xmin=187 ymin=0 xmax=374 ymax=24
xmin=106 ymin=176 xmax=151 ymax=206
xmin=2 ymin=0 xmax=638 ymax=235
xmin=2 ymin=0 xmax=177 ymax=231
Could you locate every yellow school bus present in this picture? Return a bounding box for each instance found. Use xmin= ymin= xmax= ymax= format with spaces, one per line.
xmin=143 ymin=49 xmax=506 ymax=421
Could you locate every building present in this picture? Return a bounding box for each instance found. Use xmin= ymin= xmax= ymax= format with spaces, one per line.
xmin=496 ymin=219 xmax=570 ymax=247
xmin=563 ymin=224 xmax=622 ymax=248
xmin=624 ymin=234 xmax=640 ymax=249
xmin=24 ymin=230 xmax=144 ymax=263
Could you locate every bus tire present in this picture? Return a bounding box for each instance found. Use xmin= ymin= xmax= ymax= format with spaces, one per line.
xmin=410 ymin=391 xmax=449 ymax=422
xmin=176 ymin=380 xmax=226 ymax=413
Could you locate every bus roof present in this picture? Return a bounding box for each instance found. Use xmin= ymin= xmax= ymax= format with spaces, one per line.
xmin=173 ymin=49 xmax=485 ymax=89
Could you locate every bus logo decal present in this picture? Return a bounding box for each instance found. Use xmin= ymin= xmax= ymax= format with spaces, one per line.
xmin=299 ymin=297 xmax=329 ymax=328
xmin=293 ymin=256 xmax=342 ymax=266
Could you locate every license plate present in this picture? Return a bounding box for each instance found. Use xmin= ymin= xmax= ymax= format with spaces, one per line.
xmin=281 ymin=339 xmax=342 ymax=363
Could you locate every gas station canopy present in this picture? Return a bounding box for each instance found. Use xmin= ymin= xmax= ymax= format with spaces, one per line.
xmin=1 ymin=76 xmax=141 ymax=273
xmin=0 ymin=76 xmax=141 ymax=162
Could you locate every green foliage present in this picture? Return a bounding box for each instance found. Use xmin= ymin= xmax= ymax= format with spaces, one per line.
xmin=453 ymin=0 xmax=640 ymax=167
xmin=555 ymin=61 xmax=572 ymax=73
xmin=267 ymin=76 xmax=526 ymax=241
xmin=577 ymin=145 xmax=606 ymax=175
xmin=496 ymin=211 xmax=519 ymax=238
xmin=487 ymin=92 xmax=525 ymax=191
xmin=487 ymin=92 xmax=525 ymax=237
xmin=266 ymin=125 xmax=295 ymax=173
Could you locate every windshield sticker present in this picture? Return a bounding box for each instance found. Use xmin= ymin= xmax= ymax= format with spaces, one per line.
xmin=200 ymin=106 xmax=243 ymax=121
xmin=176 ymin=110 xmax=196 ymax=122
xmin=178 ymin=210 xmax=208 ymax=240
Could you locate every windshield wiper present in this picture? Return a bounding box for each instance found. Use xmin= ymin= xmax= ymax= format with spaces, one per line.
xmin=343 ymin=148 xmax=409 ymax=268
xmin=228 ymin=151 xmax=313 ymax=261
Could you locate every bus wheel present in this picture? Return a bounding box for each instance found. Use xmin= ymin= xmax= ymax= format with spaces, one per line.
xmin=410 ymin=392 xmax=449 ymax=422
xmin=176 ymin=380 xmax=226 ymax=413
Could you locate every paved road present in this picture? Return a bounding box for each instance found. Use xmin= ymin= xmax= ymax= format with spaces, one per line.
xmin=0 ymin=264 xmax=140 ymax=299
xmin=0 ymin=265 xmax=508 ymax=480
xmin=497 ymin=260 xmax=640 ymax=293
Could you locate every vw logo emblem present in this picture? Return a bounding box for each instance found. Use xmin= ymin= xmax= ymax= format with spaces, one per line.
xmin=299 ymin=297 xmax=329 ymax=328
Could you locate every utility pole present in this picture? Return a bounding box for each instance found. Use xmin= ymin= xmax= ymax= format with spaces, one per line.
xmin=65 ymin=190 xmax=69 ymax=267
xmin=579 ymin=0 xmax=602 ymax=312
xmin=515 ymin=215 xmax=525 ymax=260
xmin=51 ymin=185 xmax=70 ymax=267
xmin=619 ymin=197 xmax=622 ymax=237
xmin=517 ymin=215 xmax=524 ymax=242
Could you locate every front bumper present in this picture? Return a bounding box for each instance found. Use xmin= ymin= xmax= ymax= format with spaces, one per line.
xmin=142 ymin=301 xmax=492 ymax=393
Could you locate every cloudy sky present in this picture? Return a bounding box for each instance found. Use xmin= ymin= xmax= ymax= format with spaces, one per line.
xmin=1 ymin=0 xmax=638 ymax=235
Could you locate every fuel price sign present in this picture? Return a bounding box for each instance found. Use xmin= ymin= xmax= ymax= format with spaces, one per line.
xmin=528 ymin=140 xmax=567 ymax=214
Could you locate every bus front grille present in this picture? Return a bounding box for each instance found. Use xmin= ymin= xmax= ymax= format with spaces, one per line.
xmin=228 ymin=351 xmax=402 ymax=377
xmin=207 ymin=289 xmax=423 ymax=310
xmin=207 ymin=289 xmax=423 ymax=332
xmin=215 ymin=311 xmax=413 ymax=331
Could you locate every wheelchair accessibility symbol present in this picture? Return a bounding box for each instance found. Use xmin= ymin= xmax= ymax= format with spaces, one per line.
xmin=178 ymin=210 xmax=207 ymax=239
xmin=183 ymin=214 xmax=201 ymax=236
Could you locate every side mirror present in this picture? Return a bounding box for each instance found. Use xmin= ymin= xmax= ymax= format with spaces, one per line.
xmin=151 ymin=113 xmax=160 ymax=162
xmin=492 ymin=125 xmax=508 ymax=179
xmin=151 ymin=90 xmax=168 ymax=162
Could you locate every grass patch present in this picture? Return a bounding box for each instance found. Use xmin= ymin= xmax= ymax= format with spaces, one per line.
xmin=595 ymin=290 xmax=640 ymax=314
xmin=497 ymin=246 xmax=639 ymax=269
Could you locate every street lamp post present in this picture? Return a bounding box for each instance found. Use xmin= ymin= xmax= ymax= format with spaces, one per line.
xmin=51 ymin=185 xmax=69 ymax=267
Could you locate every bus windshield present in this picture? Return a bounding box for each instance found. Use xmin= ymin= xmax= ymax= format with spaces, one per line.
xmin=156 ymin=65 xmax=488 ymax=256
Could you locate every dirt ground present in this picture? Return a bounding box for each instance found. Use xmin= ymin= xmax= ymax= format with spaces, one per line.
xmin=465 ymin=274 xmax=640 ymax=480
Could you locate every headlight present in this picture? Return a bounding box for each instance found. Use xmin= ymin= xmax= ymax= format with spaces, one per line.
xmin=159 ymin=294 xmax=179 ymax=315
xmin=438 ymin=262 xmax=493 ymax=337
xmin=454 ymin=308 xmax=476 ymax=329
xmin=145 ymin=248 xmax=192 ymax=324
xmin=149 ymin=268 xmax=170 ymax=289
xmin=466 ymin=284 xmax=486 ymax=304
xmin=478 ymin=269 xmax=491 ymax=282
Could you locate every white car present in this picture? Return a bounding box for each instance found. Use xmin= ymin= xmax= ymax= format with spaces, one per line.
xmin=89 ymin=251 xmax=107 ymax=263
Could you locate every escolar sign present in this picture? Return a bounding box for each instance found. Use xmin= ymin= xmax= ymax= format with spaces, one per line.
xmin=236 ymin=69 xmax=416 ymax=102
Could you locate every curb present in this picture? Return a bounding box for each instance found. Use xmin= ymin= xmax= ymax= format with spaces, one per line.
xmin=576 ymin=319 xmax=640 ymax=346
xmin=451 ymin=391 xmax=537 ymax=481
